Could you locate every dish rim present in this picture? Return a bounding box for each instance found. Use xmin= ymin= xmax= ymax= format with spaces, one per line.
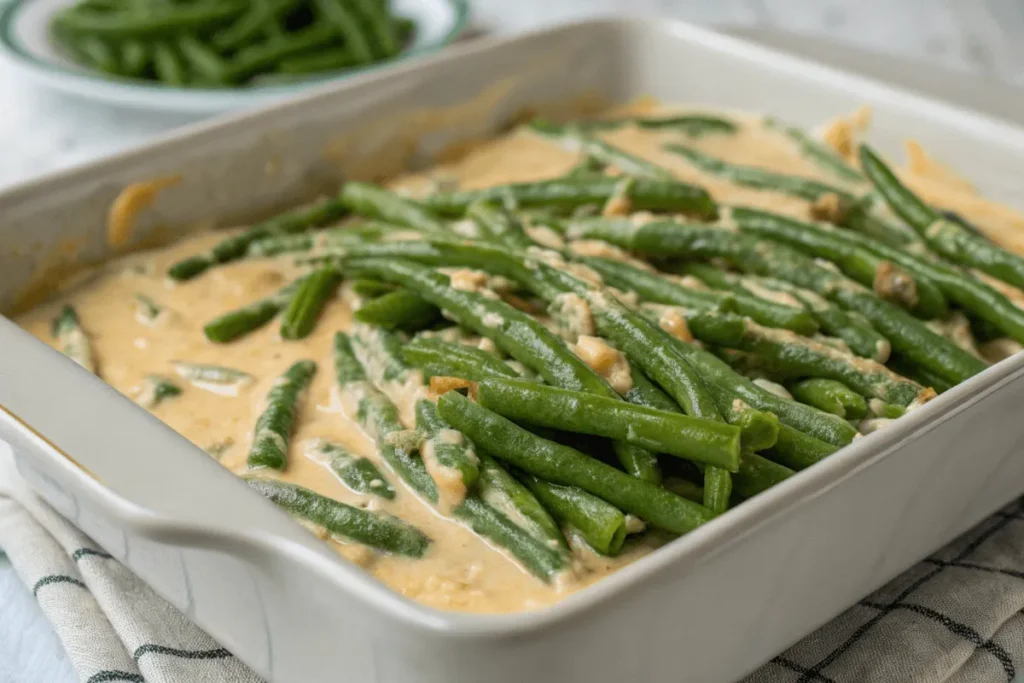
xmin=3 ymin=15 xmax=1024 ymax=640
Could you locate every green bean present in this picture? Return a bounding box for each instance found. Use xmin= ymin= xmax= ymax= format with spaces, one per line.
xmin=664 ymin=478 xmax=704 ymax=503
xmin=632 ymin=309 xmax=856 ymax=447
xmin=577 ymin=255 xmax=737 ymax=313
xmin=119 ymin=40 xmax=147 ymax=76
xmin=204 ymin=275 xmax=306 ymax=343
xmin=225 ymin=23 xmax=337 ymax=83
xmin=312 ymin=440 xmax=396 ymax=499
xmin=167 ymin=195 xmax=348 ymax=280
xmin=732 ymin=452 xmax=795 ymax=499
xmin=352 ymin=279 xmax=396 ymax=297
xmin=584 ymin=114 xmax=738 ymax=137
xmin=415 ymin=399 xmax=480 ymax=492
xmin=468 ymin=200 xmax=535 ymax=250
xmin=477 ymin=378 xmax=741 ymax=469
xmin=334 ymin=332 xmax=439 ymax=502
xmin=730 ymin=207 xmax=949 ymax=318
xmin=761 ymin=423 xmax=837 ymax=471
xmin=73 ymin=36 xmax=120 ymax=74
xmin=706 ymin=318 xmax=925 ymax=407
xmin=860 ymin=145 xmax=1024 ymax=291
xmin=172 ymin=361 xmax=252 ymax=386
xmin=248 ymin=223 xmax=391 ymax=257
xmin=701 ymin=466 xmax=732 ymax=515
xmin=737 ymin=203 xmax=1024 ymax=344
xmin=788 ymin=378 xmax=867 ymax=419
xmin=51 ymin=305 xmax=95 ymax=372
xmin=280 ymin=267 xmax=341 ymax=340
xmin=762 ymin=116 xmax=865 ymax=185
xmin=247 ymin=478 xmax=428 ymax=556
xmin=350 ymin=0 xmax=401 ymax=57
xmin=214 ymin=0 xmax=299 ymax=50
xmin=677 ymin=264 xmax=889 ymax=361
xmin=452 ymin=495 xmax=566 ymax=581
xmin=340 ymin=182 xmax=448 ymax=234
xmin=529 ymin=120 xmax=674 ymax=180
xmin=247 ymin=360 xmax=316 ymax=470
xmin=277 ymin=49 xmax=358 ymax=74
xmin=665 ymin=143 xmax=854 ymax=202
xmin=314 ymin=0 xmax=374 ymax=64
xmin=519 ymin=473 xmax=626 ymax=555
xmin=888 ymin=355 xmax=955 ymax=394
xmin=569 ymin=217 xmax=987 ymax=385
xmin=654 ymin=260 xmax=822 ymax=335
xmin=401 ymin=336 xmax=522 ymax=382
xmin=133 ymin=293 xmax=161 ymax=324
xmin=476 ymin=454 xmax=565 ymax=551
xmin=54 ymin=3 xmax=246 ymax=38
xmin=151 ymin=41 xmax=187 ymax=85
xmin=422 ymin=177 xmax=717 ymax=219
xmin=176 ymin=34 xmax=228 ymax=84
xmin=136 ymin=375 xmax=182 ymax=409
xmin=438 ymin=392 xmax=714 ymax=534
xmin=355 ymin=289 xmax=440 ymax=332
xmin=349 ymin=322 xmax=412 ymax=385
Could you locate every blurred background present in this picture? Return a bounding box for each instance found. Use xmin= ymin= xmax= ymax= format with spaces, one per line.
xmin=1 ymin=0 xmax=1022 ymax=188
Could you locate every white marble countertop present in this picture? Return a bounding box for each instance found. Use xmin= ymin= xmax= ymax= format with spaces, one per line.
xmin=1 ymin=1 xmax=1023 ymax=682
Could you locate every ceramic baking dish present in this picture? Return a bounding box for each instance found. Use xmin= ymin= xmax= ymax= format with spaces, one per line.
xmin=2 ymin=18 xmax=1024 ymax=683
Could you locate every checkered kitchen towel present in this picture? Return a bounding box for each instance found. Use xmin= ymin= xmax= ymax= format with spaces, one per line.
xmin=1 ymin=462 xmax=1022 ymax=683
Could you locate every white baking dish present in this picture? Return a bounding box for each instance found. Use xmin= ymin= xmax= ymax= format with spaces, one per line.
xmin=2 ymin=19 xmax=1024 ymax=683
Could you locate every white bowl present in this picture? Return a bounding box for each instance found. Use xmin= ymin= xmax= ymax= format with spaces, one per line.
xmin=0 ymin=0 xmax=469 ymax=113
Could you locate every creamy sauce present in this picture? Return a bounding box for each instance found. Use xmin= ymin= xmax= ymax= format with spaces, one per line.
xmin=15 ymin=101 xmax=1021 ymax=614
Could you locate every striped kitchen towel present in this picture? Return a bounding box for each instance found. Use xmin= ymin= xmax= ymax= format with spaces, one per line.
xmin=1 ymin=462 xmax=1022 ymax=682
xmin=0 ymin=472 xmax=262 ymax=683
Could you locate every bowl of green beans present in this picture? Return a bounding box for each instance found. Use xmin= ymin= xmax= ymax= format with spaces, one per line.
xmin=0 ymin=0 xmax=469 ymax=112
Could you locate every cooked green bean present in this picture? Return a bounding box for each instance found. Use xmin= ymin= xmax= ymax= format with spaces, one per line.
xmin=762 ymin=116 xmax=864 ymax=185
xmin=529 ymin=120 xmax=674 ymax=180
xmin=276 ymin=49 xmax=358 ymax=74
xmin=204 ymin=275 xmax=307 ymax=343
xmin=352 ymin=279 xmax=396 ymax=297
xmin=314 ymin=0 xmax=374 ymax=64
xmin=761 ymin=423 xmax=837 ymax=471
xmin=151 ymin=40 xmax=187 ymax=86
xmin=168 ymin=195 xmax=348 ymax=280
xmin=312 ymin=440 xmax=396 ymax=499
xmin=860 ymin=144 xmax=1024 ymax=291
xmin=730 ymin=207 xmax=949 ymax=318
xmin=350 ymin=0 xmax=401 ymax=57
xmin=583 ymin=114 xmax=738 ymax=137
xmin=340 ymin=182 xmax=448 ymax=234
xmin=355 ymin=289 xmax=441 ymax=331
xmin=568 ymin=217 xmax=986 ymax=385
xmin=280 ymin=267 xmax=341 ymax=340
xmin=415 ymin=399 xmax=480 ymax=492
xmin=452 ymin=495 xmax=566 ymax=581
xmin=562 ymin=156 xmax=605 ymax=180
xmin=401 ymin=336 xmax=523 ymax=382
xmin=334 ymin=332 xmax=439 ymax=502
xmin=476 ymin=453 xmax=566 ymax=551
xmin=701 ymin=318 xmax=926 ymax=407
xmin=577 ymin=255 xmax=738 ymax=313
xmin=224 ymin=23 xmax=338 ymax=82
xmin=677 ymin=264 xmax=890 ymax=361
xmin=422 ymin=177 xmax=717 ymax=220
xmin=172 ymin=361 xmax=252 ymax=386
xmin=788 ymin=378 xmax=867 ymax=419
xmin=247 ymin=478 xmax=428 ymax=556
xmin=732 ymin=452 xmax=795 ymax=499
xmin=438 ymin=391 xmax=715 ymax=534
xmin=176 ymin=34 xmax=228 ymax=84
xmin=214 ymin=0 xmax=299 ymax=50
xmin=136 ymin=375 xmax=182 ymax=409
xmin=467 ymin=199 xmax=535 ymax=250
xmin=53 ymin=3 xmax=247 ymax=39
xmin=476 ymin=378 xmax=742 ymax=469
xmin=666 ymin=143 xmax=854 ymax=202
xmin=247 ymin=223 xmax=390 ymax=257
xmin=119 ymin=40 xmax=148 ymax=76
xmin=349 ymin=323 xmax=412 ymax=385
xmin=247 ymin=360 xmax=316 ymax=470
xmin=52 ymin=305 xmax=95 ymax=372
xmin=519 ymin=473 xmax=627 ymax=555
